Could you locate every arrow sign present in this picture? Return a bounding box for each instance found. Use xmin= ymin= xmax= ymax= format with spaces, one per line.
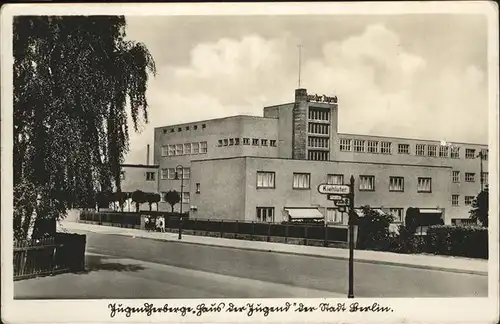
xmin=334 ymin=198 xmax=350 ymax=207
xmin=327 ymin=194 xmax=343 ymax=201
xmin=318 ymin=184 xmax=351 ymax=195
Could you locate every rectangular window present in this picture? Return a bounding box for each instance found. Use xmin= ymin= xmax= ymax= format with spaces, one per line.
xmin=182 ymin=192 xmax=190 ymax=204
xmin=439 ymin=145 xmax=449 ymax=158
xmin=308 ymin=137 xmax=329 ymax=148
xmin=167 ymin=168 xmax=176 ymax=180
xmin=465 ymin=173 xmax=475 ymax=182
xmin=398 ymin=143 xmax=410 ymax=154
xmin=465 ymin=196 xmax=475 ymax=206
xmin=252 ymin=138 xmax=259 ymax=146
xmin=146 ymin=172 xmax=156 ymax=181
xmin=452 ymin=195 xmax=459 ymax=206
xmin=176 ymin=144 xmax=183 ymax=155
xmin=184 ymin=143 xmax=191 ymax=155
xmin=202 ymin=124 xmax=206 ymax=129
xmin=256 ymin=207 xmax=275 ymax=223
xmin=261 ymin=139 xmax=268 ymax=146
xmin=367 ymin=141 xmax=379 ymax=153
xmin=161 ymin=168 xmax=168 ymax=180
xmin=452 ymin=171 xmax=460 ymax=183
xmin=183 ymin=167 xmax=190 ymax=180
xmin=192 ymin=142 xmax=199 ymax=154
xmin=340 ymin=138 xmax=352 ymax=151
xmin=168 ymin=144 xmax=175 ymax=156
xmin=465 ymin=148 xmax=475 ymax=159
xmin=243 ymin=138 xmax=250 ymax=145
xmin=388 ymin=208 xmax=403 ymax=223
xmin=481 ymin=149 xmax=488 ymax=160
xmin=308 ymin=108 xmax=330 ymax=121
xmin=229 ymin=138 xmax=234 ymax=146
xmin=359 ymin=175 xmax=375 ymax=191
xmin=451 ymin=146 xmax=460 ymax=159
xmin=416 ymin=144 xmax=426 ymax=156
xmin=120 ymin=171 xmax=125 ymax=180
xmin=327 ymin=174 xmax=344 ymax=185
xmin=235 ymin=138 xmax=240 ymax=145
xmin=417 ymin=177 xmax=432 ymax=192
xmin=194 ymin=125 xmax=198 ymax=130
xmin=427 ymin=145 xmax=437 ymax=157
xmin=196 ymin=183 xmax=200 ymax=193
xmin=293 ymin=173 xmax=311 ymax=189
xmin=308 ymin=123 xmax=329 ymax=135
xmin=482 ymin=172 xmax=488 ymax=186
xmin=353 ymin=140 xmax=365 ymax=153
xmin=223 ymin=139 xmax=229 ymax=146
xmin=218 ymin=139 xmax=223 ymax=147
xmin=270 ymin=140 xmax=277 ymax=147
xmin=256 ymin=171 xmax=275 ymax=189
xmin=326 ymin=208 xmax=343 ymax=224
xmin=200 ymin=142 xmax=207 ymax=153
xmin=389 ymin=177 xmax=404 ymax=192
xmin=308 ymin=150 xmax=328 ymax=161
xmin=381 ymin=142 xmax=392 ymax=154
xmin=161 ymin=145 xmax=169 ymax=156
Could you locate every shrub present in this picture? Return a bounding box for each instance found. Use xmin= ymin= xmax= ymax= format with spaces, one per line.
xmin=426 ymin=225 xmax=488 ymax=259
xmin=356 ymin=205 xmax=393 ymax=251
xmin=387 ymin=225 xmax=427 ymax=254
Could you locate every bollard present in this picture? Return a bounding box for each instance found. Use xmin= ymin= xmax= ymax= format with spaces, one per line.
xmin=178 ymin=217 xmax=183 ymax=240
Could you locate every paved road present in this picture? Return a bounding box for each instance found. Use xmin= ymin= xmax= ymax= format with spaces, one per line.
xmin=15 ymin=231 xmax=487 ymax=298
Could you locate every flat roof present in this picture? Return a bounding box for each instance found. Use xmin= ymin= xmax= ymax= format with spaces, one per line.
xmin=190 ymin=155 xmax=452 ymax=169
xmin=121 ymin=164 xmax=159 ymax=169
xmin=154 ymin=114 xmax=277 ymax=130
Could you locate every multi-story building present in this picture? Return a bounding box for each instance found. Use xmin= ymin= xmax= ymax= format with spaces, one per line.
xmin=126 ymin=88 xmax=488 ymax=226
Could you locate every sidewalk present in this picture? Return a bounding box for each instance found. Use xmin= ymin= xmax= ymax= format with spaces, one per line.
xmin=59 ymin=221 xmax=488 ymax=276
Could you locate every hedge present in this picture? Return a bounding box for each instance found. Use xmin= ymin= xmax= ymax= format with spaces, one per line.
xmin=425 ymin=225 xmax=488 ymax=259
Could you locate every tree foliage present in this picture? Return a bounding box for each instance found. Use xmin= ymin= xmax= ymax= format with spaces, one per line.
xmin=356 ymin=205 xmax=393 ymax=250
xmin=470 ymin=186 xmax=489 ymax=227
xmin=13 ymin=16 xmax=156 ymax=240
xmin=164 ymin=190 xmax=181 ymax=212
xmin=131 ymin=190 xmax=147 ymax=212
xmin=404 ymin=207 xmax=420 ymax=233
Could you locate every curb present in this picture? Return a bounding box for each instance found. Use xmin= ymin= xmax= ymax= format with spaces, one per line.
xmin=109 ymin=232 xmax=488 ymax=277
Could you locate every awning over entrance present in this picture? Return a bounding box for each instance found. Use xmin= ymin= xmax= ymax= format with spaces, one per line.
xmin=284 ymin=208 xmax=324 ymax=219
xmin=354 ymin=208 xmax=384 ymax=217
xmin=419 ymin=209 xmax=443 ymax=214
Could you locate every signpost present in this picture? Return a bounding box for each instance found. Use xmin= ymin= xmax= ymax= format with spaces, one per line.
xmin=318 ymin=177 xmax=355 ymax=298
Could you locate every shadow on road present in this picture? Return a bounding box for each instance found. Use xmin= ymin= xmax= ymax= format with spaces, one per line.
xmin=84 ymin=254 xmax=146 ymax=273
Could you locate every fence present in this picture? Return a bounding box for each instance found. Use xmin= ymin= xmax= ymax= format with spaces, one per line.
xmin=166 ymin=218 xmax=349 ymax=245
xmin=13 ymin=233 xmax=86 ymax=281
xmin=79 ymin=211 xmax=350 ymax=246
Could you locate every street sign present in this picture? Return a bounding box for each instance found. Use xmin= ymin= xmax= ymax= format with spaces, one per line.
xmin=327 ymin=194 xmax=343 ymax=201
xmin=318 ymin=184 xmax=351 ymax=195
xmin=334 ymin=198 xmax=350 ymax=207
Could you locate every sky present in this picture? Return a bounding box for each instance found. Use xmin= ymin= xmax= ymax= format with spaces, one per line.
xmin=123 ymin=14 xmax=489 ymax=164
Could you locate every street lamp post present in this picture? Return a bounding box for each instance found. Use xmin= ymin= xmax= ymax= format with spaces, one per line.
xmin=175 ymin=165 xmax=184 ymax=240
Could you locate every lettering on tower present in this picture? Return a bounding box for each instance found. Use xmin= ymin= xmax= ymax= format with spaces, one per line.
xmin=307 ymin=94 xmax=338 ymax=104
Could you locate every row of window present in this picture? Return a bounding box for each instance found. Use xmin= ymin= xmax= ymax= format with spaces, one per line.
xmin=452 ymin=171 xmax=489 ymax=184
xmin=120 ymin=171 xmax=157 ymax=181
xmin=256 ymin=172 xmax=433 ymax=192
xmin=160 ymin=167 xmax=191 ymax=180
xmin=160 ymin=191 xmax=191 ymax=204
xmin=256 ymin=207 xmax=404 ymax=223
xmin=162 ymin=124 xmax=207 ymax=134
xmin=339 ymin=138 xmax=488 ymax=160
xmin=218 ymin=138 xmax=277 ymax=147
xmin=452 ymin=195 xmax=476 ymax=207
xmin=161 ymin=142 xmax=208 ymax=157
xmin=308 ymin=137 xmax=329 ymax=149
xmin=308 ymin=150 xmax=329 ymax=161
xmin=308 ymin=108 xmax=331 ymax=122
xmin=308 ymin=123 xmax=330 ymax=135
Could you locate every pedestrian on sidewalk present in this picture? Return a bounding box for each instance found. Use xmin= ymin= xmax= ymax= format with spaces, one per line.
xmin=158 ymin=216 xmax=165 ymax=233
